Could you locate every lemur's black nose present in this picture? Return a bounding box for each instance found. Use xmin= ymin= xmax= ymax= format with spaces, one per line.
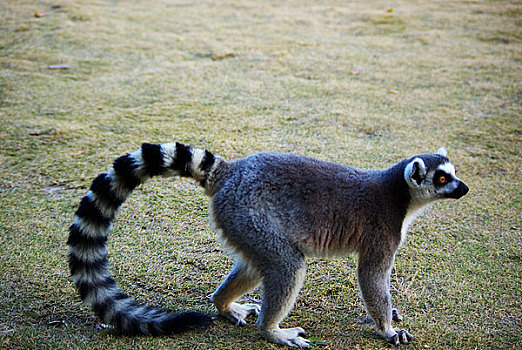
xmin=448 ymin=181 xmax=469 ymax=199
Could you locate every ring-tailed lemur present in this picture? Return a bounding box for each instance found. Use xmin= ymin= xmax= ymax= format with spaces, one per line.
xmin=68 ymin=142 xmax=468 ymax=347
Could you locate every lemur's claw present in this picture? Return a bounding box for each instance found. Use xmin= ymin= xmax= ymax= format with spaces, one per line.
xmin=387 ymin=329 xmax=413 ymax=346
xmin=392 ymin=308 xmax=403 ymax=322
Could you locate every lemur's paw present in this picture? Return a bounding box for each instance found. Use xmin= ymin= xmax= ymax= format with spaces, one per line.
xmin=220 ymin=302 xmax=260 ymax=326
xmin=263 ymin=327 xmax=310 ymax=348
xmin=392 ymin=308 xmax=403 ymax=322
xmin=387 ymin=329 xmax=413 ymax=346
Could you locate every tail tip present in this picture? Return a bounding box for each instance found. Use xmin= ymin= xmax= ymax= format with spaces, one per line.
xmin=161 ymin=311 xmax=213 ymax=334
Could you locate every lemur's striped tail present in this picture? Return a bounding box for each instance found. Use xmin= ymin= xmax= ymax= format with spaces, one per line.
xmin=67 ymin=142 xmax=223 ymax=335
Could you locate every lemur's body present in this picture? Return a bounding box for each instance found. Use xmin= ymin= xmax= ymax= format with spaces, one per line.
xmin=68 ymin=142 xmax=468 ymax=347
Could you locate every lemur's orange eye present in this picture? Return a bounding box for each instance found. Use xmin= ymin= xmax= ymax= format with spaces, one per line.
xmin=439 ymin=176 xmax=446 ymax=184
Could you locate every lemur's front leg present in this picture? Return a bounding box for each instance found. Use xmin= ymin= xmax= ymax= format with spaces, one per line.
xmin=357 ymin=252 xmax=413 ymax=345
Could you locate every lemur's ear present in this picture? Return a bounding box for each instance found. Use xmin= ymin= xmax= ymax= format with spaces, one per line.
xmin=436 ymin=147 xmax=448 ymax=157
xmin=404 ymin=158 xmax=426 ymax=187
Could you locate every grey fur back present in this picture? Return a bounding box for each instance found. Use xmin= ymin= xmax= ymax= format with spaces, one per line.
xmin=212 ymin=152 xmax=411 ymax=258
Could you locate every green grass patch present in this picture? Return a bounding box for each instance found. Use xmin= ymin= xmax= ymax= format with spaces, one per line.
xmin=1 ymin=0 xmax=520 ymax=349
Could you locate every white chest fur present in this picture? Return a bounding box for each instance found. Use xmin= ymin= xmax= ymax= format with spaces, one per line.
xmin=400 ymin=203 xmax=431 ymax=246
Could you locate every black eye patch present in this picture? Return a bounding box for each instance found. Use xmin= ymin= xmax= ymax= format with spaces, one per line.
xmin=434 ymin=170 xmax=452 ymax=187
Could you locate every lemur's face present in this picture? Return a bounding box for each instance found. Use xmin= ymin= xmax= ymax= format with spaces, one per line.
xmin=404 ymin=149 xmax=469 ymax=202
xmin=430 ymin=162 xmax=469 ymax=199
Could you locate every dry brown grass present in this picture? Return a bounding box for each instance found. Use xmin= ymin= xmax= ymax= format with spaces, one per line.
xmin=1 ymin=0 xmax=520 ymax=349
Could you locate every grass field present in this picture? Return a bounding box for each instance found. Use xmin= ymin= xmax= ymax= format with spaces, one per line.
xmin=1 ymin=0 xmax=520 ymax=349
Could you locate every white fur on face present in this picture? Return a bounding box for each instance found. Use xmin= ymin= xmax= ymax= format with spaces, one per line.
xmin=435 ymin=162 xmax=461 ymax=194
xmin=437 ymin=162 xmax=456 ymax=178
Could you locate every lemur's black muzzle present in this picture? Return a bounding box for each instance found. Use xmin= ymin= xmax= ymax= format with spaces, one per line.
xmin=447 ymin=181 xmax=469 ymax=199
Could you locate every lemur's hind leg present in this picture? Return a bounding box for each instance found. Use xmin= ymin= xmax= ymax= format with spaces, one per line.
xmin=212 ymin=259 xmax=262 ymax=326
xmin=257 ymin=256 xmax=309 ymax=348
xmin=213 ymin=208 xmax=309 ymax=347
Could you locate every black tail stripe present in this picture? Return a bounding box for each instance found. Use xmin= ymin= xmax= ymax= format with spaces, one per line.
xmin=91 ymin=293 xmax=130 ymax=319
xmin=198 ymin=150 xmax=215 ymax=188
xmin=173 ymin=142 xmax=192 ymax=177
xmin=69 ymin=254 xmax=109 ymax=277
xmin=199 ymin=150 xmax=215 ymax=173
xmin=113 ymin=154 xmax=141 ymax=190
xmin=114 ymin=310 xmax=142 ymax=334
xmin=160 ymin=311 xmax=213 ymax=333
xmin=90 ymin=173 xmax=124 ymax=210
xmin=92 ymin=300 xmax=111 ymax=320
xmin=77 ymin=276 xmax=116 ymax=300
xmin=141 ymin=143 xmax=166 ymax=177
xmin=113 ymin=292 xmax=129 ymax=300
xmin=92 ymin=299 xmax=121 ymax=322
xmin=67 ymin=223 xmax=108 ymax=248
xmin=75 ymin=196 xmax=112 ymax=227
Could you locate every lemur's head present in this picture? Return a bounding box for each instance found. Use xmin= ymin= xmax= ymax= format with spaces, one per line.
xmin=404 ymin=148 xmax=469 ymax=203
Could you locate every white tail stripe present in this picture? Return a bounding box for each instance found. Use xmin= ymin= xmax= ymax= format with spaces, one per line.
xmin=73 ymin=216 xmax=113 ymax=239
xmin=68 ymin=245 xmax=107 ymax=263
xmin=159 ymin=143 xmax=177 ymax=168
xmin=190 ymin=148 xmax=207 ymax=180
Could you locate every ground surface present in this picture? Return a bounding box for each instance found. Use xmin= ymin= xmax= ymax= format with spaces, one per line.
xmin=0 ymin=0 xmax=520 ymax=349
